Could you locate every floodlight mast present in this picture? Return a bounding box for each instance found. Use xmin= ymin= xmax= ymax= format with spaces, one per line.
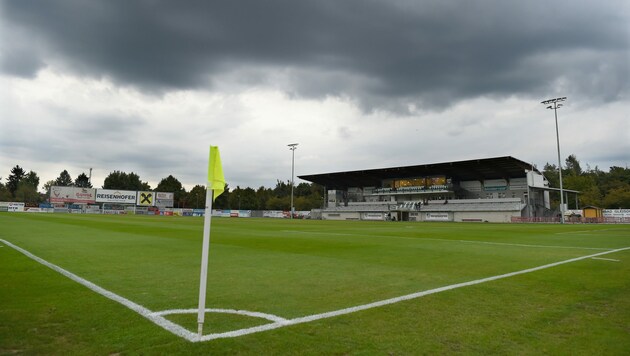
xmin=288 ymin=143 xmax=299 ymax=219
xmin=541 ymin=97 xmax=567 ymax=224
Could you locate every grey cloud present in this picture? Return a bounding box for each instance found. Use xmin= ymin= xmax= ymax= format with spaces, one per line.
xmin=0 ymin=46 xmax=43 ymax=78
xmin=1 ymin=0 xmax=628 ymax=112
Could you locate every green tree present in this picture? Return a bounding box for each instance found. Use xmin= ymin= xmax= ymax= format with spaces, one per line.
xmin=75 ymin=172 xmax=92 ymax=188
xmin=273 ymin=180 xmax=291 ymax=198
xmin=42 ymin=180 xmax=55 ymax=194
xmin=188 ymin=185 xmax=206 ymax=209
xmin=542 ymin=163 xmax=560 ymax=189
xmin=7 ymin=165 xmax=26 ymax=196
xmin=564 ymin=154 xmax=582 ymax=176
xmin=294 ymin=196 xmax=310 ymax=211
xmin=127 ymin=172 xmax=151 ymax=191
xmin=23 ymin=171 xmax=40 ymax=191
xmin=103 ymin=171 xmax=150 ymax=190
xmin=0 ymin=179 xmax=11 ymax=201
xmin=602 ymin=185 xmax=630 ymax=209
xmin=213 ymin=184 xmax=230 ymax=209
xmin=103 ymin=171 xmax=126 ymax=189
xmin=578 ymin=186 xmax=603 ymax=207
xmin=256 ymin=186 xmax=273 ymax=211
xmin=266 ymin=196 xmax=290 ymax=210
xmin=240 ymin=187 xmax=257 ymax=210
xmin=54 ymin=170 xmax=73 ymax=186
xmin=229 ymin=186 xmax=257 ymax=210
xmin=295 ymin=182 xmax=312 ymax=197
xmin=179 ymin=191 xmax=190 ymax=208
xmin=543 ymin=161 xmax=569 ymax=209
xmin=306 ymin=192 xmax=324 ymax=210
xmin=15 ymin=181 xmax=40 ymax=205
xmin=564 ymin=175 xmax=597 ymax=208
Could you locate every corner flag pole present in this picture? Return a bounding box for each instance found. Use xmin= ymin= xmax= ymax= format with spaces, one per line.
xmin=197 ymin=187 xmax=213 ymax=337
xmin=197 ymin=146 xmax=225 ymax=338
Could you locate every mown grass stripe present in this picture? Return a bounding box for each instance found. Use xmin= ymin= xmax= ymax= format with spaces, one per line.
xmin=0 ymin=238 xmax=198 ymax=342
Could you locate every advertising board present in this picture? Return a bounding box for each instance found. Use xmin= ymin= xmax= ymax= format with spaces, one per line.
xmin=50 ymin=186 xmax=96 ymax=204
xmin=603 ymin=209 xmax=630 ymax=218
xmin=362 ymin=212 xmax=384 ymax=220
xmin=3 ymin=202 xmax=26 ymax=212
xmin=95 ymin=189 xmax=137 ymax=204
xmin=155 ymin=192 xmax=174 ymax=208
xmin=425 ymin=212 xmax=450 ymax=221
xmin=136 ymin=191 xmax=155 ymax=206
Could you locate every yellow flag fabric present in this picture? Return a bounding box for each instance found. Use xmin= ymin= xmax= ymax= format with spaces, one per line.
xmin=207 ymin=146 xmax=225 ymax=201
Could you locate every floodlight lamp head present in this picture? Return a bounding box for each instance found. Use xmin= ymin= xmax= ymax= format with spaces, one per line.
xmin=542 ymin=96 xmax=567 ymax=105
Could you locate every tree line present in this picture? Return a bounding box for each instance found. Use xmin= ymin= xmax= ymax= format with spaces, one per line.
xmin=542 ymin=154 xmax=630 ymax=209
xmin=2 ymin=154 xmax=628 ymax=209
xmin=0 ymin=166 xmax=324 ymax=210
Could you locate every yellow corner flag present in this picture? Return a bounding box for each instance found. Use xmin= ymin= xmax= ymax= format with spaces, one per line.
xmin=207 ymin=146 xmax=225 ymax=201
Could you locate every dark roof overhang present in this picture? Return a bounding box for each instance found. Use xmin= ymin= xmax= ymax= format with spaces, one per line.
xmin=299 ymin=156 xmax=539 ymax=190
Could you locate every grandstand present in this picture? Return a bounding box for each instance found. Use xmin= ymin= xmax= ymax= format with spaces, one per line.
xmin=299 ymin=156 xmax=577 ymax=222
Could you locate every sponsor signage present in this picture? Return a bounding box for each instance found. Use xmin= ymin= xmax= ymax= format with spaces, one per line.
xmin=362 ymin=212 xmax=384 ymax=221
xmin=484 ymin=186 xmax=508 ymax=191
xmin=96 ymin=189 xmax=137 ymax=204
xmin=263 ymin=210 xmax=285 ymax=218
xmin=10 ymin=203 xmax=25 ymax=212
xmin=425 ymin=212 xmax=450 ymax=221
xmin=137 ymin=191 xmax=154 ymax=206
xmin=50 ymin=186 xmax=96 ymax=204
xmin=155 ymin=192 xmax=174 ymax=208
xmin=603 ymin=209 xmax=630 ymax=218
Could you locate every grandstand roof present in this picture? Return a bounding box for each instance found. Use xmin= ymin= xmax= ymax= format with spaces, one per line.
xmin=299 ymin=156 xmax=539 ymax=189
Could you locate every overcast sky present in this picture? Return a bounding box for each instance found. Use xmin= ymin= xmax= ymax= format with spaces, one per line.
xmin=1 ymin=0 xmax=628 ymax=191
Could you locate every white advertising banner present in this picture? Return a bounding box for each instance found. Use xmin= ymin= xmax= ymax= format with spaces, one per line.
xmin=7 ymin=202 xmax=25 ymax=212
xmin=425 ymin=212 xmax=450 ymax=221
xmin=263 ymin=210 xmax=285 ymax=218
xmin=50 ymin=186 xmax=96 ymax=204
xmin=362 ymin=212 xmax=384 ymax=221
xmin=155 ymin=192 xmax=174 ymax=208
xmin=96 ymin=189 xmax=137 ymax=204
xmin=603 ymin=209 xmax=630 ymax=218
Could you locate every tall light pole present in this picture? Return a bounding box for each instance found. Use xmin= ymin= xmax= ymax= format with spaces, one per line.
xmin=541 ymin=96 xmax=567 ymax=224
xmin=288 ymin=143 xmax=299 ymax=219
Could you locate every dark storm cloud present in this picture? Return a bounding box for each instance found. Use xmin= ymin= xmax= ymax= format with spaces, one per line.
xmin=2 ymin=0 xmax=628 ymax=110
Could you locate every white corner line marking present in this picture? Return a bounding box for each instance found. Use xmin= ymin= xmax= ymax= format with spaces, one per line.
xmin=0 ymin=238 xmax=198 ymax=342
xmin=2 ymin=238 xmax=628 ymax=343
xmin=197 ymin=245 xmax=630 ymax=342
xmin=591 ymin=257 xmax=621 ymax=262
xmin=152 ymin=308 xmax=288 ymax=323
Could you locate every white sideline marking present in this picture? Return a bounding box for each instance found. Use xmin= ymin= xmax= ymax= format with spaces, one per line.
xmin=451 ymin=239 xmax=610 ymax=250
xmin=591 ymin=257 xmax=620 ymax=262
xmin=555 ymin=228 xmax=630 ymax=236
xmin=2 ymin=237 xmax=629 ymax=343
xmin=197 ymin=246 xmax=630 ymax=341
xmin=284 ymin=230 xmax=612 ymax=250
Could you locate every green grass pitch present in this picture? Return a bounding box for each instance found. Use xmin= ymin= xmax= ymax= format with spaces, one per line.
xmin=1 ymin=213 xmax=629 ymax=354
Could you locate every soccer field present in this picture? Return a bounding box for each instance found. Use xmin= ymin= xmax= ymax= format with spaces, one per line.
xmin=1 ymin=214 xmax=629 ymax=354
